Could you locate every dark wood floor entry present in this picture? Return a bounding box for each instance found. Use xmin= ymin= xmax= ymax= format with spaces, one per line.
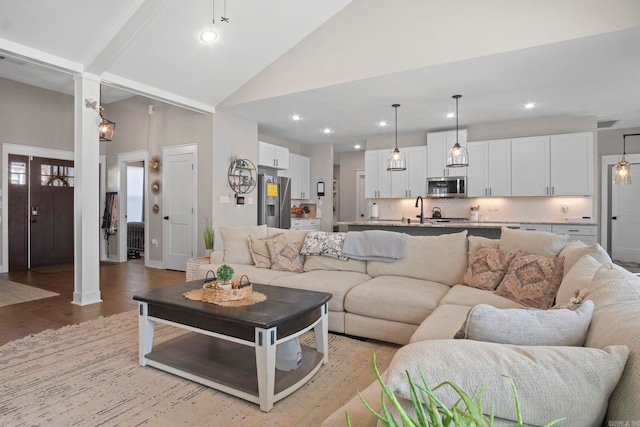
xmin=0 ymin=259 xmax=185 ymax=346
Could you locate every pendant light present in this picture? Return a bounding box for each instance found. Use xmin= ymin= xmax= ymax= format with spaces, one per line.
xmin=387 ymin=103 xmax=406 ymax=171
xmin=98 ymin=85 xmax=115 ymax=142
xmin=614 ymin=133 xmax=640 ymax=185
xmin=446 ymin=94 xmax=468 ymax=167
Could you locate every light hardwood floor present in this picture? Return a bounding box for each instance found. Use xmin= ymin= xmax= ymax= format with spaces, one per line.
xmin=0 ymin=258 xmax=185 ymax=346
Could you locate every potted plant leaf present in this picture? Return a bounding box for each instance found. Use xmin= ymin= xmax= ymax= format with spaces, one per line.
xmin=204 ymin=217 xmax=214 ymax=256
xmin=216 ymin=264 xmax=234 ymax=290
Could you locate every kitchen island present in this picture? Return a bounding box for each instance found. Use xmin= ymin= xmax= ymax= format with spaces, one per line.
xmin=335 ymin=220 xmax=518 ymax=238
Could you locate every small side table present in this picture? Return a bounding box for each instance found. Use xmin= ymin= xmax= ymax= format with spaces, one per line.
xmin=186 ymin=257 xmax=211 ymax=281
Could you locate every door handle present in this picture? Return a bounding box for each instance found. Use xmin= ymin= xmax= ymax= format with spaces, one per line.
xmin=164 ymin=216 xmax=169 ymax=220
xmin=612 ymin=216 xmax=617 ymax=220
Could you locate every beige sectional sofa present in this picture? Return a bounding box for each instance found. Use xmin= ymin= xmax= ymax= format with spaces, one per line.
xmin=195 ymin=224 xmax=640 ymax=426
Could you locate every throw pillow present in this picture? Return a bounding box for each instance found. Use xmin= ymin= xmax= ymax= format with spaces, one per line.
xmin=557 ymin=240 xmax=611 ymax=277
xmin=495 ymin=252 xmax=564 ymax=309
xmin=266 ymin=241 xmax=304 ymax=272
xmin=385 ymin=339 xmax=628 ymax=427
xmin=555 ymin=253 xmax=603 ymax=306
xmin=219 ymin=225 xmax=267 ymax=265
xmin=461 ymin=245 xmax=517 ymax=290
xmin=454 ymin=301 xmax=594 ymax=346
xmin=248 ymin=233 xmax=284 ymax=268
xmin=499 ymin=226 xmax=568 ymax=257
xmin=300 ymin=231 xmax=347 ymax=259
xmin=467 ymin=235 xmax=499 ymax=264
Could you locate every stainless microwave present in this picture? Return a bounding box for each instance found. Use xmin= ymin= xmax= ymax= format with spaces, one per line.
xmin=426 ymin=177 xmax=466 ymax=198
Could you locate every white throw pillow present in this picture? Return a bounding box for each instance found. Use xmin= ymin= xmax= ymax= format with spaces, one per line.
xmin=558 ymin=241 xmax=611 ymax=277
xmin=219 ymin=225 xmax=267 ymax=264
xmin=555 ymin=254 xmax=602 ymax=305
xmin=454 ymin=301 xmax=594 ymax=346
xmin=385 ymin=340 xmax=628 ymax=427
xmin=499 ymin=226 xmax=568 ymax=257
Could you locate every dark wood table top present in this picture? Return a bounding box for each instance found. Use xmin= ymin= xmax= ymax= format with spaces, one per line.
xmin=134 ymin=281 xmax=332 ymax=330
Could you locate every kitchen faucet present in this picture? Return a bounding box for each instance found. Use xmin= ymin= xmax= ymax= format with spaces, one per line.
xmin=415 ymin=196 xmax=424 ymax=224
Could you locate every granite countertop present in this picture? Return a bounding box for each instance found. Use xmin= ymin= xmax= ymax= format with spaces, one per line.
xmin=336 ymin=219 xmax=597 ymax=228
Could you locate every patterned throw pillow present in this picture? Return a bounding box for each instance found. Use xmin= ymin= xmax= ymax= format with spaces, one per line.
xmin=495 ymin=252 xmax=565 ymax=309
xmin=461 ymin=245 xmax=517 ymax=290
xmin=300 ymin=231 xmax=347 ymax=259
xmin=248 ymin=233 xmax=284 ymax=268
xmin=266 ymin=241 xmax=304 ymax=272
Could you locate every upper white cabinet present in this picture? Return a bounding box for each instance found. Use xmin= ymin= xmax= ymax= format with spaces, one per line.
xmin=427 ymin=130 xmax=467 ymax=178
xmin=258 ymin=141 xmax=289 ymax=170
xmin=288 ymin=153 xmax=311 ymax=199
xmin=467 ymin=139 xmax=511 ymax=197
xmin=390 ymin=146 xmax=428 ymax=198
xmin=511 ymin=132 xmax=593 ymax=196
xmin=365 ymin=149 xmax=392 ymax=198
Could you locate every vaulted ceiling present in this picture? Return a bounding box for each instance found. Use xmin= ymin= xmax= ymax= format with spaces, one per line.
xmin=1 ymin=0 xmax=639 ymax=154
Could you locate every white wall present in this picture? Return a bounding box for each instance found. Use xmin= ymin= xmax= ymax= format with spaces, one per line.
xmin=300 ymin=143 xmax=334 ymax=232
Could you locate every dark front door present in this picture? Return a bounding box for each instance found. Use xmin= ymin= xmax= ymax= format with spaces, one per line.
xmin=8 ymin=155 xmax=29 ymax=271
xmin=29 ymin=157 xmax=75 ymax=268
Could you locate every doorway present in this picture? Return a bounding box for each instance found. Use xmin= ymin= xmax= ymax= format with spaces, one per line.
xmin=117 ymin=151 xmax=149 ymax=264
xmin=355 ymin=170 xmax=366 ymax=220
xmin=7 ymin=155 xmax=74 ymax=271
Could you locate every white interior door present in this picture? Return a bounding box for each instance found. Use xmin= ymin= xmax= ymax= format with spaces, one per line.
xmin=355 ymin=170 xmax=366 ymax=220
xmin=163 ymin=149 xmax=196 ymax=271
xmin=611 ymin=163 xmax=640 ymax=263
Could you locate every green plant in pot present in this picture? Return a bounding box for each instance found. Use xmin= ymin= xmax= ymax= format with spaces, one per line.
xmin=204 ymin=217 xmax=214 ymax=255
xmin=347 ymin=354 xmax=564 ymax=427
xmin=216 ymin=264 xmax=234 ymax=289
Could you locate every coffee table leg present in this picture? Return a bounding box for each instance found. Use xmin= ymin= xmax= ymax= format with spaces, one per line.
xmin=138 ymin=302 xmax=155 ymax=366
xmin=255 ymin=327 xmax=277 ymax=412
xmin=314 ymin=303 xmax=329 ymax=364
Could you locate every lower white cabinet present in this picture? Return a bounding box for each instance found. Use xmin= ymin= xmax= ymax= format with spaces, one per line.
xmin=552 ymin=224 xmax=597 ymax=245
xmin=290 ymin=218 xmax=320 ymax=231
xmin=518 ymin=224 xmax=552 ymax=232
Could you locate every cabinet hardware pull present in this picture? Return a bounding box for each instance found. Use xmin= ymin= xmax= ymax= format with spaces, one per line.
xmin=568 ymin=229 xmax=580 ymax=232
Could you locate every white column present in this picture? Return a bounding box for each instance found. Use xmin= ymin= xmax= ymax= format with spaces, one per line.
xmin=72 ymin=73 xmax=102 ymax=306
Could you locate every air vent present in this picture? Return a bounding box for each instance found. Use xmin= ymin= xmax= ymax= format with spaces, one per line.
xmin=598 ymin=120 xmax=619 ymax=129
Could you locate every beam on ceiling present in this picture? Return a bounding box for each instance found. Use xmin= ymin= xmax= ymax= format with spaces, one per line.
xmin=0 ymin=39 xmax=82 ymax=75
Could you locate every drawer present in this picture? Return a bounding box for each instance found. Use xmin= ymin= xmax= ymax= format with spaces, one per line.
xmin=552 ymin=225 xmax=596 ymax=236
xmin=518 ymin=224 xmax=552 ymax=232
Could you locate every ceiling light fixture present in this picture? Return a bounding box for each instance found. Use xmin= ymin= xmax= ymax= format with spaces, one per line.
xmin=323 ymin=128 xmax=333 ymax=134
xmin=387 ymin=103 xmax=406 ymax=171
xmin=354 ymin=144 xmax=361 ymax=150
xmin=291 ymin=114 xmax=302 ymax=121
xmin=378 ymin=121 xmax=388 ymax=127
xmin=614 ymin=133 xmax=640 ymax=185
xmin=200 ymin=0 xmax=228 ymax=43
xmin=523 ymin=102 xmax=536 ymax=109
xmin=446 ymin=112 xmax=455 ymax=119
xmin=446 ymin=95 xmax=468 ymax=168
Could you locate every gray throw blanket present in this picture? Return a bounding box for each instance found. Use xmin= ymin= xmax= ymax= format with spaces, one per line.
xmin=342 ymin=230 xmax=408 ymax=262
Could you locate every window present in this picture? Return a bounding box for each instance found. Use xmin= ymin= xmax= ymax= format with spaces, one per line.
xmin=127 ymin=165 xmax=144 ymax=223
xmin=41 ymin=164 xmax=74 ymax=187
xmin=10 ymin=161 xmax=27 ymax=185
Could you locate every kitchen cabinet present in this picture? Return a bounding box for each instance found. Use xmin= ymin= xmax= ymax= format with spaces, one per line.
xmin=467 ymin=139 xmax=511 ymax=197
xmin=511 ymin=132 xmax=593 ymax=196
xmin=390 ymin=146 xmax=427 ymax=198
xmin=518 ymin=224 xmax=553 ymax=232
xmin=552 ymin=224 xmax=597 ymax=245
xmin=285 ymin=153 xmax=311 ymax=199
xmin=258 ymin=141 xmax=289 ymax=169
xmin=365 ymin=149 xmax=392 ymax=198
xmin=291 ymin=218 xmax=320 ymax=231
xmin=427 ymin=130 xmax=467 ymax=178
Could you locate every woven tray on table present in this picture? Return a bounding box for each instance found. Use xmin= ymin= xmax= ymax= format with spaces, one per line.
xmin=202 ymin=281 xmax=252 ymax=302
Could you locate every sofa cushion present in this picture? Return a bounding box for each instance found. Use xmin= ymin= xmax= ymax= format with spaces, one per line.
xmin=220 ymin=225 xmax=267 ymax=264
xmin=454 ymin=301 xmax=594 ymax=346
xmin=440 ymin=285 xmax=523 ymax=309
xmin=303 ymin=255 xmax=367 ymax=274
xmin=266 ymin=241 xmax=304 ymax=272
xmin=461 ymin=245 xmax=517 ymax=291
xmin=499 ymin=226 xmax=568 ymax=257
xmin=267 ymin=227 xmax=308 ymax=244
xmin=300 ymin=231 xmax=347 ymax=259
xmin=270 ymin=270 xmax=371 ymax=312
xmin=495 ymin=252 xmax=564 ymax=309
xmin=410 ymin=304 xmax=471 ymax=343
xmin=248 ymin=233 xmax=285 ymax=268
xmin=386 ymin=340 xmax=628 ymax=427
xmin=556 ymin=254 xmax=603 ymax=306
xmin=345 ymin=276 xmax=450 ymax=325
xmin=468 ymin=235 xmax=499 ymax=263
xmin=558 ymin=241 xmax=611 ymax=277
xmin=366 ymin=231 xmax=468 ymax=286
xmin=584 ymin=263 xmax=640 ymax=425
xmin=196 ymin=263 xmax=296 ymax=283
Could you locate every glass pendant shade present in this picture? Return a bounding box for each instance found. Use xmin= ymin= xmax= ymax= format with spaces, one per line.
xmin=614 ymin=154 xmax=632 ymax=185
xmin=99 ymin=115 xmax=116 ymax=142
xmin=388 ymin=148 xmax=406 ymax=171
xmin=387 ymin=103 xmax=406 ymax=171
xmin=446 ymin=94 xmax=468 ymax=167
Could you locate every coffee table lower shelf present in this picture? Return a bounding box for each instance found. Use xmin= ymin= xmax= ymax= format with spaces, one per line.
xmin=145 ymin=332 xmax=324 ymax=405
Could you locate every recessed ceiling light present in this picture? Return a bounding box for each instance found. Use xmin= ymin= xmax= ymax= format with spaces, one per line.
xmin=378 ymin=121 xmax=388 ymax=127
xmin=446 ymin=112 xmax=456 ymax=119
xmin=200 ymin=29 xmax=218 ymax=43
xmin=523 ymin=102 xmax=536 ymax=109
xmin=291 ymin=114 xmax=302 ymax=121
xmin=323 ymin=128 xmax=333 ymax=134
xmin=354 ymin=144 xmax=362 ymax=150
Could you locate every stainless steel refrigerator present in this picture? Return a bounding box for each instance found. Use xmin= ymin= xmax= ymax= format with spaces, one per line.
xmin=257 ymin=174 xmax=291 ymax=229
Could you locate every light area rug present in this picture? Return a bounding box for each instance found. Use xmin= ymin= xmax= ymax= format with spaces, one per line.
xmin=0 ymin=280 xmax=59 ymax=307
xmin=0 ymin=310 xmax=399 ymax=426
